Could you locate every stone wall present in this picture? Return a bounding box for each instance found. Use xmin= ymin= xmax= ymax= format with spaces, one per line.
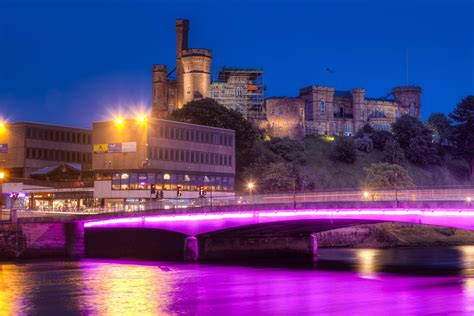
xmin=0 ymin=222 xmax=84 ymax=259
xmin=200 ymin=235 xmax=313 ymax=260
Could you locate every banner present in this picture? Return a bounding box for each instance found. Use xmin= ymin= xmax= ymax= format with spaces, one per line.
xmin=122 ymin=142 xmax=137 ymax=153
xmin=93 ymin=144 xmax=108 ymax=153
xmin=93 ymin=142 xmax=137 ymax=153
xmin=108 ymin=143 xmax=122 ymax=153
xmin=0 ymin=144 xmax=8 ymax=153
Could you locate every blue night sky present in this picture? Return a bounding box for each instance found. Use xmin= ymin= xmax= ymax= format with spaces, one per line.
xmin=0 ymin=0 xmax=472 ymax=128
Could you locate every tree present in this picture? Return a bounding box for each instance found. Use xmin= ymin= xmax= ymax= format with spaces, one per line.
xmin=355 ymin=124 xmax=373 ymax=138
xmin=382 ymin=138 xmax=405 ymax=165
xmin=354 ymin=136 xmax=373 ymax=153
xmin=333 ymin=137 xmax=356 ymax=163
xmin=372 ymin=130 xmax=393 ymax=150
xmin=392 ymin=115 xmax=440 ymax=165
xmin=364 ymin=163 xmax=413 ymax=189
xmin=406 ymin=135 xmax=440 ymax=165
xmin=427 ymin=112 xmax=452 ymax=146
xmin=392 ymin=115 xmax=429 ymax=149
xmin=449 ymin=95 xmax=474 ymax=180
xmin=168 ymin=98 xmax=260 ymax=172
xmin=253 ymin=162 xmax=296 ymax=193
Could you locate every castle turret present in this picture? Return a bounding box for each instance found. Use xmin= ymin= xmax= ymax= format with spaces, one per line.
xmin=151 ymin=64 xmax=169 ymax=118
xmin=352 ymin=88 xmax=366 ymax=131
xmin=181 ymin=49 xmax=212 ymax=106
xmin=392 ymin=86 xmax=422 ymax=119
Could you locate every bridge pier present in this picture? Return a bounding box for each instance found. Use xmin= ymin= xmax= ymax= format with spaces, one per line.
xmin=65 ymin=222 xmax=85 ymax=259
xmin=184 ymin=236 xmax=199 ymax=262
xmin=311 ymin=233 xmax=318 ymax=261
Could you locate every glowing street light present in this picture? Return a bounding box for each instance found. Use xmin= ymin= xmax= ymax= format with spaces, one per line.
xmin=363 ymin=191 xmax=370 ymax=198
xmin=0 ymin=171 xmax=5 ymax=180
xmin=137 ymin=115 xmax=147 ymax=124
xmin=114 ymin=117 xmax=124 ymax=126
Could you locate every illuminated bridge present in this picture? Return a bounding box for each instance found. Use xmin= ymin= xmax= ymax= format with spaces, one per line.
xmin=3 ymin=196 xmax=474 ymax=261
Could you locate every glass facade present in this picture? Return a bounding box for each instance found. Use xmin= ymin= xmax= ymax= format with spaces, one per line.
xmin=110 ymin=172 xmax=234 ymax=192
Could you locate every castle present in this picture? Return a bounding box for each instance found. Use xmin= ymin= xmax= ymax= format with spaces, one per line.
xmin=265 ymin=85 xmax=421 ymax=139
xmin=151 ymin=19 xmax=264 ymax=119
xmin=151 ymin=19 xmax=422 ymax=139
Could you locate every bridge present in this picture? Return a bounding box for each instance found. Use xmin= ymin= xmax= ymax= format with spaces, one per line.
xmin=2 ymin=195 xmax=474 ymax=261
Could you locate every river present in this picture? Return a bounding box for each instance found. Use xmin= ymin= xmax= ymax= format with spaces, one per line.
xmin=1 ymin=246 xmax=474 ymax=315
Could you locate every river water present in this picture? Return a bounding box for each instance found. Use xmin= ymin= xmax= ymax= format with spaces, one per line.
xmin=2 ymin=246 xmax=474 ymax=315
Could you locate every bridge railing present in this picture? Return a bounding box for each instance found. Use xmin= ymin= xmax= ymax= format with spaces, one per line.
xmin=4 ymin=186 xmax=474 ymax=216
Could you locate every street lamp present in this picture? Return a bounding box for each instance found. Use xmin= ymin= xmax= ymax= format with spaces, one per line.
xmin=247 ymin=181 xmax=255 ymax=203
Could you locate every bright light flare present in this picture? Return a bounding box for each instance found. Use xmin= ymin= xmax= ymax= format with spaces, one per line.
xmin=136 ymin=115 xmax=147 ymax=124
xmin=0 ymin=171 xmax=5 ymax=180
xmin=467 ymin=197 xmax=472 ymax=203
xmin=114 ymin=117 xmax=124 ymax=126
xmin=363 ymin=191 xmax=370 ymax=198
xmin=247 ymin=182 xmax=255 ymax=190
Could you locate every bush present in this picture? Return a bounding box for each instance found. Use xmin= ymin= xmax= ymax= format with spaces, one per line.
xmin=406 ymin=135 xmax=441 ymax=165
xmin=354 ymin=136 xmax=373 ymax=153
xmin=364 ymin=163 xmax=414 ymax=189
xmin=372 ymin=130 xmax=393 ymax=150
xmin=383 ymin=138 xmax=405 ymax=165
xmin=334 ymin=137 xmax=357 ymax=163
xmin=267 ymin=138 xmax=307 ymax=164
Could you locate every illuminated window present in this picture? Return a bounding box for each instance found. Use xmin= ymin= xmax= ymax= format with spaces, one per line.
xmin=163 ymin=173 xmax=171 ymax=180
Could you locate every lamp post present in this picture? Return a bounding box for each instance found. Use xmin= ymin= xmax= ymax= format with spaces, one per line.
xmin=394 ymin=171 xmax=399 ymax=207
xmin=247 ymin=181 xmax=255 ymax=203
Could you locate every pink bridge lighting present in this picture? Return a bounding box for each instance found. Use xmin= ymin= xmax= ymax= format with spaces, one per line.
xmin=82 ymin=208 xmax=474 ymax=236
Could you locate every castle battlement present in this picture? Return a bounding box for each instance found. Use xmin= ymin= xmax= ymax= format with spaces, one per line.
xmin=182 ymin=49 xmax=213 ymax=58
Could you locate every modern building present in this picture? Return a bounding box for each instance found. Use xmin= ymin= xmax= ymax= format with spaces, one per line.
xmin=0 ymin=121 xmax=93 ymax=209
xmin=265 ymin=85 xmax=421 ymax=139
xmin=92 ymin=117 xmax=235 ymax=209
xmin=0 ymin=121 xmax=92 ymax=178
xmin=210 ymin=67 xmax=265 ymax=120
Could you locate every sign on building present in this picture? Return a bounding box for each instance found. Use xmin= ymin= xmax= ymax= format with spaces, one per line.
xmin=93 ymin=144 xmax=108 ymax=153
xmin=0 ymin=144 xmax=8 ymax=153
xmin=122 ymin=142 xmax=137 ymax=153
xmin=93 ymin=142 xmax=136 ymax=153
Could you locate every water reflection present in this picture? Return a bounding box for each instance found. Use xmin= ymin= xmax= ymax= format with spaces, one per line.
xmin=2 ymin=247 xmax=474 ymax=314
xmin=79 ymin=261 xmax=176 ymax=315
xmin=355 ymin=249 xmax=381 ymax=279
xmin=0 ymin=264 xmax=26 ymax=315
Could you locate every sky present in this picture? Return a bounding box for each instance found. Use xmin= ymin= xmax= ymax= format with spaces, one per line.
xmin=0 ymin=0 xmax=472 ymax=128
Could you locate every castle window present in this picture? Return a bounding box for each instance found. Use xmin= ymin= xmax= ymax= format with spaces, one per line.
xmin=319 ymin=100 xmax=325 ymax=117
xmin=339 ymin=107 xmax=344 ymax=117
xmin=344 ymin=123 xmax=352 ymax=136
xmin=409 ymin=103 xmax=415 ymax=117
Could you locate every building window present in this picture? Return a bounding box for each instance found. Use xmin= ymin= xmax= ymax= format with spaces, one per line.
xmin=409 ymin=103 xmax=415 ymax=117
xmin=319 ymin=100 xmax=326 ymax=117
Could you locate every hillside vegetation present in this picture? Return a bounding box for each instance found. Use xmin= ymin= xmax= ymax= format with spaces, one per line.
xmin=299 ymin=136 xmax=469 ymax=190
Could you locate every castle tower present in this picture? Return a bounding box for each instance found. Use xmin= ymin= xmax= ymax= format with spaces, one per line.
xmin=176 ymin=19 xmax=190 ymax=109
xmin=392 ymin=86 xmax=422 ymax=119
xmin=151 ymin=64 xmax=168 ymax=118
xmin=351 ymin=88 xmax=366 ymax=131
xmin=181 ymin=49 xmax=212 ymax=105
